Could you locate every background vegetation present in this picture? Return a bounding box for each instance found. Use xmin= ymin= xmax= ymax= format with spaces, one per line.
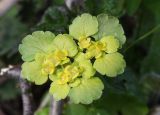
xmin=0 ymin=0 xmax=160 ymax=115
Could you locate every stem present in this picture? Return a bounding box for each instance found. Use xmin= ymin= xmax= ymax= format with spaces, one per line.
xmin=0 ymin=65 xmax=35 ymax=115
xmin=0 ymin=0 xmax=18 ymax=16
xmin=50 ymin=96 xmax=63 ymax=115
xmin=20 ymin=79 xmax=35 ymax=115
xmin=124 ymin=24 xmax=160 ymax=52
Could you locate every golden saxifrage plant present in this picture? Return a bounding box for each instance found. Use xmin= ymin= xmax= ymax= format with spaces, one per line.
xmin=19 ymin=13 xmax=126 ymax=104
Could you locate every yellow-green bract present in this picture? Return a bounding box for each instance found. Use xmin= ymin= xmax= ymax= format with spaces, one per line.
xmin=19 ymin=13 xmax=126 ymax=104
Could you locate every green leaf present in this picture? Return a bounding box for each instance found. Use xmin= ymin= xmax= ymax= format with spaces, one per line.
xmin=125 ymin=0 xmax=142 ymax=15
xmin=19 ymin=31 xmax=55 ymax=61
xmin=64 ymin=104 xmax=109 ymax=115
xmin=54 ymin=0 xmax=64 ymax=5
xmin=93 ymin=14 xmax=126 ymax=46
xmin=141 ymin=31 xmax=160 ymax=74
xmin=101 ymin=92 xmax=148 ymax=115
xmin=64 ymin=104 xmax=87 ymax=115
xmin=85 ymin=0 xmax=125 ymax=17
xmin=52 ymin=34 xmax=78 ymax=57
xmin=94 ymin=53 xmax=126 ymax=77
xmin=69 ymin=77 xmax=104 ymax=104
xmin=36 ymin=6 xmax=68 ymax=34
xmin=87 ymin=109 xmax=108 ymax=115
xmin=0 ymin=6 xmax=27 ymax=57
xmin=49 ymin=69 xmax=62 ymax=81
xmin=21 ymin=54 xmax=48 ymax=85
xmin=35 ymin=107 xmax=49 ymax=115
xmin=0 ymin=80 xmax=20 ymax=101
xmin=100 ymin=36 xmax=120 ymax=53
xmin=49 ymin=82 xmax=70 ymax=101
xmin=75 ymin=53 xmax=95 ymax=78
xmin=69 ymin=13 xmax=98 ymax=40
xmin=143 ymin=0 xmax=160 ymax=21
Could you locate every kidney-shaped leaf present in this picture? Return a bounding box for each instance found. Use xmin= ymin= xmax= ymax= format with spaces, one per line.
xmin=19 ymin=31 xmax=55 ymax=61
xmin=93 ymin=14 xmax=126 ymax=46
xmin=69 ymin=77 xmax=104 ymax=104
xmin=94 ymin=53 xmax=126 ymax=77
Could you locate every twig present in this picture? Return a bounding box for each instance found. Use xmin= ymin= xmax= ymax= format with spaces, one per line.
xmin=150 ymin=106 xmax=160 ymax=115
xmin=50 ymin=96 xmax=63 ymax=115
xmin=65 ymin=0 xmax=84 ymax=10
xmin=20 ymin=78 xmax=35 ymax=115
xmin=0 ymin=65 xmax=35 ymax=115
xmin=0 ymin=0 xmax=18 ymax=16
xmin=0 ymin=65 xmax=20 ymax=78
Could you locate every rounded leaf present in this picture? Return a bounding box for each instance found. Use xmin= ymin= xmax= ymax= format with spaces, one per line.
xmin=100 ymin=36 xmax=120 ymax=53
xmin=75 ymin=53 xmax=95 ymax=78
xmin=93 ymin=53 xmax=126 ymax=77
xmin=68 ymin=77 xmax=104 ymax=104
xmin=21 ymin=60 xmax=48 ymax=85
xmin=49 ymin=82 xmax=70 ymax=101
xmin=93 ymin=14 xmax=126 ymax=46
xmin=52 ymin=34 xmax=78 ymax=57
xmin=69 ymin=13 xmax=98 ymax=40
xmin=19 ymin=31 xmax=55 ymax=61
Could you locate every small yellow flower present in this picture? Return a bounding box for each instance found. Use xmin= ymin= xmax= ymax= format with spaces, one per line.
xmin=58 ymin=72 xmax=71 ymax=84
xmin=65 ymin=65 xmax=80 ymax=80
xmin=54 ymin=50 xmax=68 ymax=61
xmin=45 ymin=53 xmax=60 ymax=66
xmin=78 ymin=37 xmax=91 ymax=49
xmin=69 ymin=79 xmax=81 ymax=87
xmin=57 ymin=65 xmax=82 ymax=84
xmin=41 ymin=60 xmax=55 ymax=75
xmin=86 ymin=41 xmax=107 ymax=59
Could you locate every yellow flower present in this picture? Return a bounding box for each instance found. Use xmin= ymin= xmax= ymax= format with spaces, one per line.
xmin=45 ymin=53 xmax=60 ymax=66
xmin=41 ymin=60 xmax=55 ymax=75
xmin=41 ymin=50 xmax=69 ymax=75
xmin=57 ymin=65 xmax=82 ymax=84
xmin=78 ymin=37 xmax=91 ymax=49
xmin=58 ymin=72 xmax=71 ymax=84
xmin=86 ymin=41 xmax=107 ymax=59
xmin=54 ymin=50 xmax=68 ymax=61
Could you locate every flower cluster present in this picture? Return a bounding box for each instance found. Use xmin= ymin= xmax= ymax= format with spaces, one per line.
xmin=19 ymin=13 xmax=126 ymax=104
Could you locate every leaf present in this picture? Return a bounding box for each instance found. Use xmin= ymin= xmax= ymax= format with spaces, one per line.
xmin=49 ymin=69 xmax=62 ymax=81
xmin=69 ymin=13 xmax=98 ymax=40
xmin=94 ymin=53 xmax=126 ymax=77
xmin=0 ymin=6 xmax=27 ymax=57
xmin=36 ymin=6 xmax=69 ymax=34
xmin=101 ymin=92 xmax=148 ymax=115
xmin=21 ymin=54 xmax=48 ymax=85
xmin=75 ymin=53 xmax=95 ymax=78
xmin=64 ymin=104 xmax=87 ymax=115
xmin=0 ymin=80 xmax=20 ymax=101
xmin=49 ymin=82 xmax=70 ymax=101
xmin=52 ymin=34 xmax=78 ymax=57
xmin=87 ymin=109 xmax=108 ymax=115
xmin=100 ymin=36 xmax=120 ymax=53
xmin=85 ymin=0 xmax=125 ymax=17
xmin=125 ymin=0 xmax=142 ymax=15
xmin=64 ymin=104 xmax=109 ymax=115
xmin=143 ymin=0 xmax=160 ymax=21
xmin=141 ymin=31 xmax=160 ymax=74
xmin=53 ymin=0 xmax=65 ymax=5
xmin=68 ymin=77 xmax=104 ymax=104
xmin=93 ymin=14 xmax=126 ymax=46
xmin=35 ymin=107 xmax=49 ymax=115
xmin=19 ymin=31 xmax=55 ymax=61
